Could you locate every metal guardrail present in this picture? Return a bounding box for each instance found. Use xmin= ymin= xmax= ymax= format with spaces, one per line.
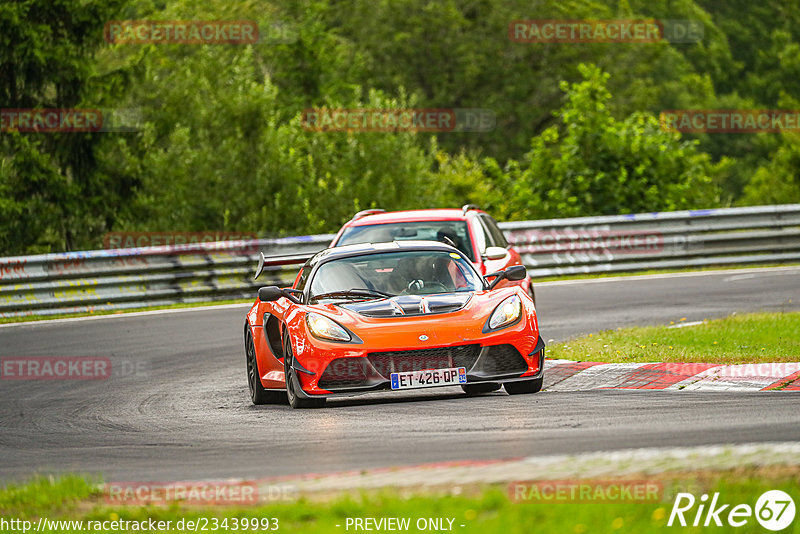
xmin=0 ymin=236 xmax=333 ymax=318
xmin=499 ymin=204 xmax=800 ymax=278
xmin=1 ymin=204 xmax=798 ymax=318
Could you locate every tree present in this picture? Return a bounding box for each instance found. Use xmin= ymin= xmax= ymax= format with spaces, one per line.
xmin=740 ymin=133 xmax=800 ymax=206
xmin=116 ymin=40 xmax=447 ymax=237
xmin=496 ymin=64 xmax=723 ymax=220
xmin=0 ymin=0 xmax=134 ymax=254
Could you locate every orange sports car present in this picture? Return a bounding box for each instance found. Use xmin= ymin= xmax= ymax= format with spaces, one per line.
xmin=244 ymin=241 xmax=544 ymax=408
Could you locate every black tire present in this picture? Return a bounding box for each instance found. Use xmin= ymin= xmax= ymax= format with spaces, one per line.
xmin=245 ymin=323 xmax=284 ymax=405
xmin=283 ymin=334 xmax=326 ymax=409
xmin=461 ymin=382 xmax=502 ymax=395
xmin=504 ymin=375 xmax=544 ymax=395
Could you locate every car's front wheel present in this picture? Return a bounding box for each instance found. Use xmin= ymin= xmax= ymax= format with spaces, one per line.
xmin=283 ymin=334 xmax=325 ymax=409
xmin=504 ymin=375 xmax=544 ymax=395
xmin=245 ymin=323 xmax=284 ymax=405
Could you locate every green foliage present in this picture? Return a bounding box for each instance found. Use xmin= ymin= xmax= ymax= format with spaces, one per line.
xmin=0 ymin=475 xmax=99 ymax=518
xmin=2 ymin=0 xmax=800 ymax=255
xmin=695 ymin=0 xmax=800 ymax=105
xmin=740 ymin=133 xmax=800 ymax=206
xmin=497 ymin=64 xmax=722 ymax=220
xmin=0 ymin=132 xmax=66 ymax=254
xmin=0 ymin=0 xmax=134 ymax=254
xmin=325 ymin=0 xmax=725 ymax=163
xmin=119 ymin=41 xmax=442 ymax=236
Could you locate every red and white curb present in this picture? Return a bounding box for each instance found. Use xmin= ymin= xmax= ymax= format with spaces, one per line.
xmin=544 ymin=360 xmax=800 ymax=391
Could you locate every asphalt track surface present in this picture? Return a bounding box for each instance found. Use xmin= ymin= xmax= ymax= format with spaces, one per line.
xmin=1 ymin=267 xmax=799 ymax=482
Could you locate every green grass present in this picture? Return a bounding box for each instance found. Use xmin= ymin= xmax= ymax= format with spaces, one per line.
xmin=547 ymin=312 xmax=800 ymax=364
xmin=0 ymin=475 xmax=99 ymax=518
xmin=2 ymin=469 xmax=799 ymax=533
xmin=0 ymin=298 xmax=252 ymax=325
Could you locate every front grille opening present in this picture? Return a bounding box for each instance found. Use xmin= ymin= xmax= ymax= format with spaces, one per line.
xmin=318 ymin=358 xmax=373 ymax=389
xmin=482 ymin=344 xmax=528 ymax=375
xmin=367 ymin=344 xmax=481 ymax=378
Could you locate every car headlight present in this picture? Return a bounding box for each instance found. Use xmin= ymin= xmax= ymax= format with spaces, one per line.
xmin=306 ymin=312 xmax=351 ymax=342
xmin=487 ymin=294 xmax=522 ymax=331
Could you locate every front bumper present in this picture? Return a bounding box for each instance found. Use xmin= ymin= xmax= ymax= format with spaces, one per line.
xmin=291 ymin=335 xmax=545 ymax=398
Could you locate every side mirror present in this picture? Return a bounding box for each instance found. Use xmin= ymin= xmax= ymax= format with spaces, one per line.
xmin=258 ymin=286 xmax=303 ymax=304
xmin=258 ymin=286 xmax=284 ymax=302
xmin=484 ymin=246 xmax=508 ymax=260
xmin=505 ymin=265 xmax=527 ymax=281
xmin=485 ymin=265 xmax=527 ymax=289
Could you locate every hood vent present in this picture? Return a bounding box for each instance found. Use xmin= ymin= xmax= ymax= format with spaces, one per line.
xmin=341 ymin=293 xmax=471 ymax=317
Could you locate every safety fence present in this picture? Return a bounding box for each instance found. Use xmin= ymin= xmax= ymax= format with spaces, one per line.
xmin=500 ymin=204 xmax=800 ymax=278
xmin=1 ymin=204 xmax=798 ymax=317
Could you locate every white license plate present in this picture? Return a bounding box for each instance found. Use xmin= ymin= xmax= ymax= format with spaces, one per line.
xmin=390 ymin=367 xmax=467 ymax=390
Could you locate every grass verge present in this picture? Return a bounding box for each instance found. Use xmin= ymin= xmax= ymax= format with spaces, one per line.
xmin=1 ymin=468 xmax=798 ymax=533
xmin=547 ymin=311 xmax=800 ymax=364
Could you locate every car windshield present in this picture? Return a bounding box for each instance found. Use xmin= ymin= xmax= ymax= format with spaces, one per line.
xmin=336 ymin=221 xmax=476 ymax=261
xmin=309 ymin=250 xmax=484 ymax=302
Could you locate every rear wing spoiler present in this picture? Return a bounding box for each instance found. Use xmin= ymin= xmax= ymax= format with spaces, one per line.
xmin=254 ymin=252 xmax=314 ymax=280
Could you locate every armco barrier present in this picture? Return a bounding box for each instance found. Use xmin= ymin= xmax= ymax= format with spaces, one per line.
xmin=499 ymin=204 xmax=800 ymax=278
xmin=0 ymin=204 xmax=798 ymax=318
xmin=0 ymin=236 xmax=333 ymax=318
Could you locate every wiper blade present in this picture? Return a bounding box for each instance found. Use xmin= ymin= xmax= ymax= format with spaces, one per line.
xmin=311 ymin=288 xmax=395 ymax=302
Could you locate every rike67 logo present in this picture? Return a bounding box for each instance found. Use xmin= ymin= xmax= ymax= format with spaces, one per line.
xmin=669 ymin=490 xmax=796 ymax=531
